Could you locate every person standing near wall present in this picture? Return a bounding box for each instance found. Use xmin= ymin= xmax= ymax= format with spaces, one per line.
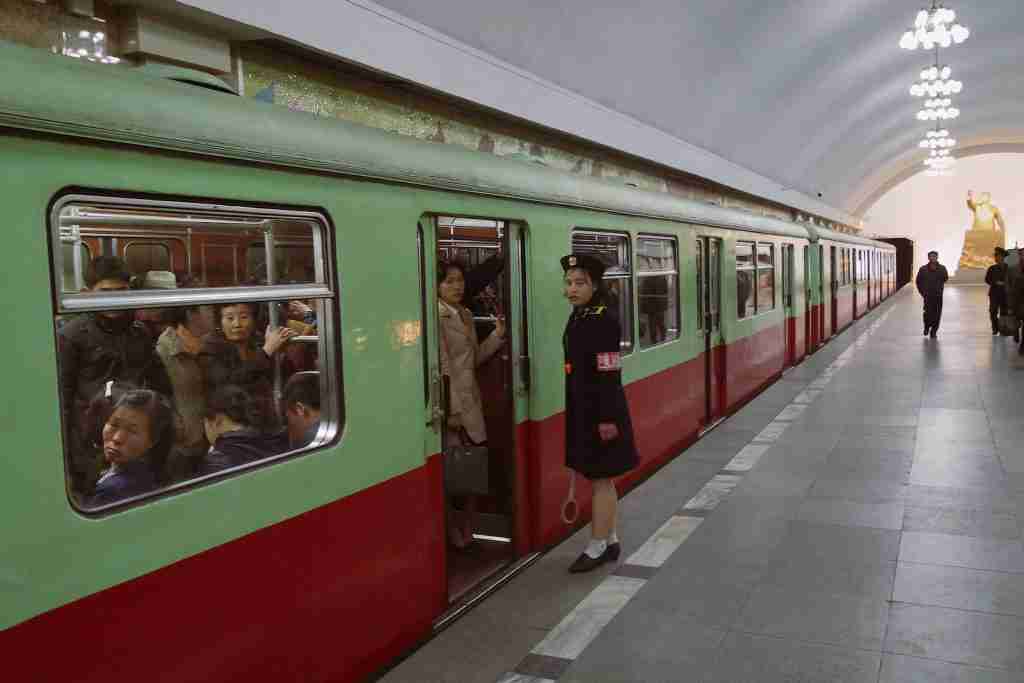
xmin=916 ymin=250 xmax=949 ymax=339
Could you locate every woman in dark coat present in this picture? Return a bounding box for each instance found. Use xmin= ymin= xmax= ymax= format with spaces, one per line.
xmin=88 ymin=389 xmax=176 ymax=507
xmin=200 ymin=384 xmax=287 ymax=475
xmin=561 ymin=253 xmax=639 ymax=573
xmin=198 ymin=302 xmax=297 ymax=422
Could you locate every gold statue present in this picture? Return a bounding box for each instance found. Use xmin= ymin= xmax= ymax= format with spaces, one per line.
xmin=958 ymin=191 xmax=1006 ymax=271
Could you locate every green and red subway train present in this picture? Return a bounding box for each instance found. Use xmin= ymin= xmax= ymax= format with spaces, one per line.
xmin=0 ymin=41 xmax=897 ymax=682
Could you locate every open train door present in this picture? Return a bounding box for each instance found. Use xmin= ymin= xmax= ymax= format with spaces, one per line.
xmin=424 ymin=216 xmax=536 ymax=617
xmin=781 ymin=243 xmax=797 ymax=365
xmin=830 ymin=245 xmax=839 ymax=335
xmin=697 ymin=236 xmax=725 ymax=427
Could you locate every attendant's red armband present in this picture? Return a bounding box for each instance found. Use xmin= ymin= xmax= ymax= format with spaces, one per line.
xmin=596 ymin=352 xmax=621 ymax=371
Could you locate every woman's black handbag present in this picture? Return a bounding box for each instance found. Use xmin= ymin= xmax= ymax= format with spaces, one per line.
xmin=444 ymin=436 xmax=490 ymax=496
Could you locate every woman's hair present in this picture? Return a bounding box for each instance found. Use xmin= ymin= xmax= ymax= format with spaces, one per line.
xmin=83 ymin=380 xmax=139 ymax=449
xmin=437 ymin=260 xmax=467 ymax=287
xmin=203 ymin=384 xmax=269 ymax=430
xmin=106 ymin=389 xmax=176 ymax=480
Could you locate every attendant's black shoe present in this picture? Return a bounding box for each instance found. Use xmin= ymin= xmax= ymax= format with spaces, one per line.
xmin=923 ymin=327 xmax=930 ymax=336
xmin=930 ymin=331 xmax=938 ymax=339
xmin=993 ymin=329 xmax=1000 ymax=336
xmin=607 ymin=542 xmax=621 ymax=562
xmin=568 ymin=546 xmax=615 ymax=573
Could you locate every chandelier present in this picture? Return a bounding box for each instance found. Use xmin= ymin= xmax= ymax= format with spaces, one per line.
xmin=909 ymin=65 xmax=962 ymax=97
xmin=917 ymin=99 xmax=960 ymax=121
xmin=899 ymin=2 xmax=970 ymax=50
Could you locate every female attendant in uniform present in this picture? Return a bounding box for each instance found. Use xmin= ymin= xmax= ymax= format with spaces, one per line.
xmin=561 ymin=254 xmax=639 ymax=573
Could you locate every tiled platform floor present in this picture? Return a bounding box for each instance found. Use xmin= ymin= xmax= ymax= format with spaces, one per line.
xmin=379 ymin=286 xmax=1024 ymax=683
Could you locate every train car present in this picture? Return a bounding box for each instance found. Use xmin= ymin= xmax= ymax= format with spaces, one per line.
xmin=879 ymin=237 xmax=916 ymax=290
xmin=0 ymin=41 xmax=892 ymax=682
xmin=808 ymin=229 xmax=895 ymax=342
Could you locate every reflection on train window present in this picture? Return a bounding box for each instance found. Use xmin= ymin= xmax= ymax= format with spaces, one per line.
xmin=56 ymin=203 xmax=323 ymax=291
xmin=637 ymin=236 xmax=679 ymax=348
xmin=571 ymin=230 xmax=633 ymax=353
xmin=50 ymin=196 xmax=339 ymax=513
xmin=125 ymin=242 xmax=171 ymax=276
xmin=756 ymin=243 xmax=776 ymax=314
xmin=61 ymin=241 xmax=92 ymax=293
xmin=736 ymin=241 xmax=755 ymax=318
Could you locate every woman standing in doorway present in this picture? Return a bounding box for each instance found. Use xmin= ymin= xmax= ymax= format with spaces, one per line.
xmin=438 ymin=260 xmax=506 ymax=549
xmin=561 ymin=253 xmax=639 ymax=573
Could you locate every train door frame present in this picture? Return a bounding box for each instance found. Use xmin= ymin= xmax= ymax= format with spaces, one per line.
xmin=421 ymin=214 xmax=532 ymax=608
xmin=830 ymin=245 xmax=838 ymax=335
xmin=803 ymin=244 xmax=813 ymax=351
xmin=781 ymin=243 xmax=796 ymax=365
xmin=697 ymin=235 xmax=725 ymax=426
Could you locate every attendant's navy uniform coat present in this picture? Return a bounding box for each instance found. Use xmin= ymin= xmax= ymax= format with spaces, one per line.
xmin=563 ymin=301 xmax=638 ymax=480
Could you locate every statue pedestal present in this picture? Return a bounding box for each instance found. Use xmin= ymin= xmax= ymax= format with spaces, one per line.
xmin=958 ymin=228 xmax=1005 ymax=271
xmin=948 ymin=267 xmax=988 ymax=284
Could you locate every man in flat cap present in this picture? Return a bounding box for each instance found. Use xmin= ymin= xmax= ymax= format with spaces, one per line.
xmin=915 ymin=250 xmax=948 ymax=339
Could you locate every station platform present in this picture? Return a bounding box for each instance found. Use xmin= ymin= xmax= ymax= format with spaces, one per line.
xmin=379 ymin=285 xmax=1024 ymax=683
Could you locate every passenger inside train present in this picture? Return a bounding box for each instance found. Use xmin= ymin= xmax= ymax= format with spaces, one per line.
xmin=88 ymin=388 xmax=176 ymax=508
xmin=200 ymin=384 xmax=287 ymax=475
xmin=156 ymin=299 xmax=215 ymax=482
xmin=197 ymin=302 xmax=298 ymax=422
xmin=282 ymin=372 xmax=322 ymax=449
xmin=58 ymin=256 xmax=172 ymax=494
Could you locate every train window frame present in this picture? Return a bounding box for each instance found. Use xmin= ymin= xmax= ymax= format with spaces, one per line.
xmin=571 ymin=229 xmax=635 ymax=354
xmin=49 ymin=193 xmax=342 ymax=515
xmin=756 ymin=242 xmax=776 ymax=314
xmin=735 ymin=240 xmax=756 ymax=319
xmin=636 ymin=234 xmax=680 ymax=350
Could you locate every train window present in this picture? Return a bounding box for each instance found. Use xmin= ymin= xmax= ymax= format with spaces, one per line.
xmin=125 ymin=242 xmax=171 ymax=275
xmin=736 ymin=241 xmax=755 ymax=319
xmin=756 ymin=243 xmax=776 ymax=314
xmin=571 ymin=230 xmax=634 ymax=353
xmin=637 ymin=236 xmax=679 ymax=349
xmin=50 ymin=196 xmax=339 ymax=513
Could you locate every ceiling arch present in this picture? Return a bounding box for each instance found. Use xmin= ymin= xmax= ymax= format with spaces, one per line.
xmin=363 ymin=0 xmax=1023 ymax=215
xmin=175 ymin=0 xmax=1023 ymax=221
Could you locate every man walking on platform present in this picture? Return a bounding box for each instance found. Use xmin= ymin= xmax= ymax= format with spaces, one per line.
xmin=916 ymin=250 xmax=948 ymax=338
xmin=985 ymin=247 xmax=1011 ymax=336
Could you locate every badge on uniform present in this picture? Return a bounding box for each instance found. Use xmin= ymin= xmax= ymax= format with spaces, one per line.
xmin=596 ymin=352 xmax=621 ymax=372
xmin=564 ymin=362 xmax=573 ymax=375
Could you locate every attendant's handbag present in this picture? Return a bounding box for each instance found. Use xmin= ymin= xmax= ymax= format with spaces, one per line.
xmin=440 ymin=374 xmax=490 ymax=496
xmin=999 ymin=313 xmax=1018 ymax=336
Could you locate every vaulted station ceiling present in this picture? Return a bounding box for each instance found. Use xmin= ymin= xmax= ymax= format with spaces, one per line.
xmin=364 ymin=0 xmax=1023 ymax=216
xmin=172 ymin=0 xmax=1022 ymax=221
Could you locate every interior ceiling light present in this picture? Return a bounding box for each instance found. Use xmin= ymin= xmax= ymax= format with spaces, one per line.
xmin=60 ymin=27 xmax=120 ymax=64
xmin=900 ymin=2 xmax=970 ymax=50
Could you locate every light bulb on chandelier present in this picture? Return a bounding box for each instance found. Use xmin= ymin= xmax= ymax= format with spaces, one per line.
xmin=899 ymin=2 xmax=969 ymax=50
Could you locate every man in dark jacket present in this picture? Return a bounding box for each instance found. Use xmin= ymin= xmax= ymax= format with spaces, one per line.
xmin=58 ymin=257 xmax=172 ymax=491
xmin=985 ymin=248 xmax=1011 ymax=336
xmin=915 ymin=250 xmax=949 ymax=338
